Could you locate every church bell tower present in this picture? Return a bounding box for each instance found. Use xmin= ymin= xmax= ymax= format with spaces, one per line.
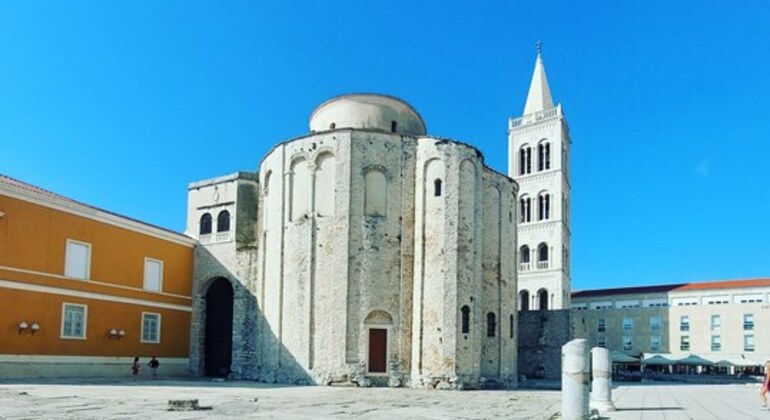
xmin=508 ymin=48 xmax=572 ymax=310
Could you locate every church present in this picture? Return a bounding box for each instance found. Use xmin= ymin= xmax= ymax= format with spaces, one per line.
xmin=185 ymin=52 xmax=570 ymax=389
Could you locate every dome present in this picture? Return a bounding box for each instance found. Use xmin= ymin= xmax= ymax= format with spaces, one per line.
xmin=309 ymin=93 xmax=427 ymax=136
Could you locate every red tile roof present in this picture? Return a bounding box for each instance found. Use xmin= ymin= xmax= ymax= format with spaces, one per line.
xmin=572 ymin=278 xmax=770 ymax=298
xmin=0 ymin=174 xmax=191 ymax=241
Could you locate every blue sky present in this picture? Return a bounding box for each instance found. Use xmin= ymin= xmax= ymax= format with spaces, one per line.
xmin=1 ymin=1 xmax=769 ymax=290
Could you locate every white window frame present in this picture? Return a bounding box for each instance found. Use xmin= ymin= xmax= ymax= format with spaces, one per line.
xmin=622 ymin=336 xmax=633 ymax=351
xmin=64 ymin=239 xmax=92 ymax=280
xmin=141 ymin=312 xmax=162 ymax=344
xmin=650 ymin=316 xmax=661 ymax=332
xmin=622 ymin=317 xmax=633 ymax=332
xmin=597 ymin=318 xmax=606 ymax=333
xmin=744 ymin=313 xmax=754 ymax=330
xmin=711 ymin=315 xmax=721 ymax=330
xmin=651 ymin=336 xmax=661 ymax=352
xmin=60 ymin=303 xmax=88 ymax=340
xmin=711 ymin=335 xmax=721 ymax=351
xmin=745 ymin=335 xmax=755 ymax=352
xmin=143 ymin=258 xmax=164 ymax=292
xmin=597 ymin=335 xmax=607 ymax=348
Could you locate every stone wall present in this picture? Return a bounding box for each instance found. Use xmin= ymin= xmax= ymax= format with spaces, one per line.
xmin=517 ymin=309 xmax=586 ymax=380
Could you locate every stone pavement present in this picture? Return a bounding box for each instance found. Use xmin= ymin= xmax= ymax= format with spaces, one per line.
xmin=0 ymin=378 xmax=561 ymax=419
xmin=1 ymin=379 xmax=768 ymax=419
xmin=607 ymin=382 xmax=769 ymax=420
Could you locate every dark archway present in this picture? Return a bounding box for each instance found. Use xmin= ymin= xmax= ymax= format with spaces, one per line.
xmin=537 ymin=288 xmax=549 ymax=311
xmin=204 ymin=277 xmax=234 ymax=377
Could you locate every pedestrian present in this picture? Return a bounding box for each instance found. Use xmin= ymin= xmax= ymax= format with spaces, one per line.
xmin=131 ymin=356 xmax=140 ymax=380
xmin=148 ymin=356 xmax=160 ymax=378
xmin=760 ymin=361 xmax=770 ymax=409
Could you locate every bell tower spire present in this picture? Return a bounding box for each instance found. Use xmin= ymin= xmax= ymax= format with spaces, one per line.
xmin=508 ymin=46 xmax=572 ymax=310
xmin=522 ymin=43 xmax=554 ymax=116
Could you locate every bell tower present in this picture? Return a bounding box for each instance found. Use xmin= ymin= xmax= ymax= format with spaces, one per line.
xmin=508 ymin=47 xmax=571 ymax=310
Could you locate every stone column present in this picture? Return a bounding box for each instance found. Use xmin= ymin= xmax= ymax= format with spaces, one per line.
xmin=590 ymin=347 xmax=615 ymax=412
xmin=561 ymin=338 xmax=589 ymax=420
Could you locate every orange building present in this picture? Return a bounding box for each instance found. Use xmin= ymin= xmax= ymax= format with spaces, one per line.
xmin=0 ymin=175 xmax=195 ymax=378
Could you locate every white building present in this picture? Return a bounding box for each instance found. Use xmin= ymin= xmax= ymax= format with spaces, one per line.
xmin=186 ymin=94 xmax=519 ymax=388
xmin=509 ymin=52 xmax=572 ymax=310
xmin=572 ymin=278 xmax=770 ymax=365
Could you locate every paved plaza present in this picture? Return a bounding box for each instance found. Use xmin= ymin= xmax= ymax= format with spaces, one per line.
xmin=0 ymin=379 xmax=767 ymax=419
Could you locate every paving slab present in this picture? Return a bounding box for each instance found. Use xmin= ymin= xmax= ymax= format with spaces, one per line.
xmin=607 ymin=382 xmax=769 ymax=420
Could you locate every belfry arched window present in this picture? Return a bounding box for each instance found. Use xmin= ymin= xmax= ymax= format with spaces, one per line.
xmin=538 ymin=192 xmax=551 ymax=221
xmin=537 ymin=242 xmax=549 ymax=269
xmin=520 ymin=245 xmax=530 ymax=271
xmin=461 ymin=305 xmax=470 ymax=334
xmin=537 ymin=288 xmax=549 ymax=310
xmin=487 ymin=312 xmax=497 ymax=337
xmin=519 ymin=146 xmax=532 ymax=175
xmin=538 ymin=141 xmax=551 ymax=171
xmin=199 ymin=213 xmax=212 ymax=235
xmin=217 ymin=210 xmax=230 ymax=232
xmin=519 ymin=196 xmax=531 ymax=223
xmin=509 ymin=314 xmax=515 ymax=338
xmin=519 ymin=290 xmax=530 ymax=311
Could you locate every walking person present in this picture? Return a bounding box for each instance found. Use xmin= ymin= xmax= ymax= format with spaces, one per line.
xmin=148 ymin=356 xmax=160 ymax=379
xmin=131 ymin=356 xmax=140 ymax=380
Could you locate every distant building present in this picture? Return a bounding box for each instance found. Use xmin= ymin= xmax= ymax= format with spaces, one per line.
xmin=571 ymin=278 xmax=770 ymax=364
xmin=0 ymin=175 xmax=195 ymax=378
xmin=509 ymin=52 xmax=572 ymax=310
xmin=187 ymin=93 xmax=519 ymax=388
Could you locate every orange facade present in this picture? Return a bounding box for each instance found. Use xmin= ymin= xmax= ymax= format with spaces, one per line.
xmin=0 ymin=179 xmax=195 ymax=363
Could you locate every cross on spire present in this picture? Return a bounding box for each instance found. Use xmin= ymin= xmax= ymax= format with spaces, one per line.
xmin=536 ymin=41 xmax=542 ymax=55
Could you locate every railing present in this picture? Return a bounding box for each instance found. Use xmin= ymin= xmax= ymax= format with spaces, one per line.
xmin=216 ymin=231 xmax=232 ymax=242
xmin=519 ymin=262 xmax=531 ymax=271
xmin=537 ymin=261 xmax=549 ymax=269
xmin=509 ymin=105 xmax=562 ymax=129
xmin=199 ymin=232 xmax=232 ymax=244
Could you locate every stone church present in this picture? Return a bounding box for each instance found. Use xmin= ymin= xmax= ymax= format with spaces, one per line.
xmin=185 ymin=52 xmax=570 ymax=389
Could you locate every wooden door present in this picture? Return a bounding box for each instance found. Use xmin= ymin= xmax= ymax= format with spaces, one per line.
xmin=368 ymin=328 xmax=387 ymax=373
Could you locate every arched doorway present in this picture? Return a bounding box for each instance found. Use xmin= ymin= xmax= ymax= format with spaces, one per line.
xmin=204 ymin=277 xmax=233 ymax=377
xmin=537 ymin=288 xmax=549 ymax=311
xmin=519 ymin=290 xmax=530 ymax=311
xmin=364 ymin=310 xmax=393 ymax=374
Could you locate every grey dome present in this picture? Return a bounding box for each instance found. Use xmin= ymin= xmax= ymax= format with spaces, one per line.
xmin=309 ymin=93 xmax=426 ymax=136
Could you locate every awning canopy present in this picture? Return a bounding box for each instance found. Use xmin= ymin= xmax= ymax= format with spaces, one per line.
xmin=715 ymin=357 xmax=762 ymax=367
xmin=642 ymin=354 xmax=675 ymax=366
xmin=611 ymin=351 xmax=640 ymax=363
xmin=675 ymin=354 xmax=714 ymax=366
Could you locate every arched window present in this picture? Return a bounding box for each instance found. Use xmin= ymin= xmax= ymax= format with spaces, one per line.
xmin=199 ymin=213 xmax=212 ymax=235
xmin=538 ymin=141 xmax=551 ymax=171
xmin=519 ymin=196 xmax=531 ymax=223
xmin=509 ymin=314 xmax=515 ymax=338
xmin=217 ymin=210 xmax=230 ymax=232
xmin=520 ymin=245 xmax=530 ymax=272
xmin=538 ymin=192 xmax=550 ymax=221
xmin=461 ymin=305 xmax=470 ymax=334
xmin=434 ymin=179 xmax=443 ymax=197
xmin=537 ymin=243 xmax=549 ymax=269
xmin=538 ymin=243 xmax=549 ymax=261
xmin=519 ymin=146 xmax=532 ymax=175
xmin=520 ymin=245 xmax=530 ymax=263
xmin=519 ymin=290 xmax=530 ymax=311
xmin=487 ymin=312 xmax=496 ymax=337
xmin=538 ymin=288 xmax=549 ymax=310
xmin=365 ymin=169 xmax=388 ymax=216
xmin=329 ymin=122 xmax=336 ymax=129
xmin=391 ymin=120 xmax=397 ymax=133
